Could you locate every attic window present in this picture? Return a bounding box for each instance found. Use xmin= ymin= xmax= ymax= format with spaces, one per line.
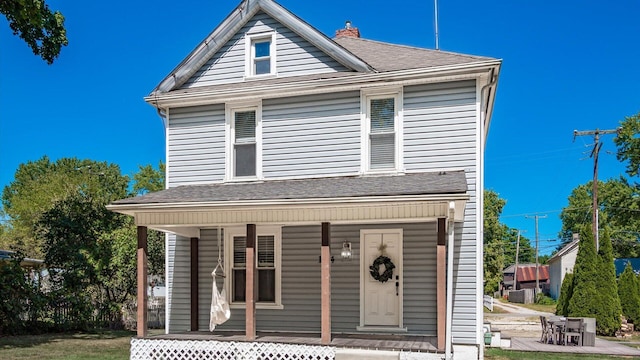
xmin=246 ymin=33 xmax=276 ymax=77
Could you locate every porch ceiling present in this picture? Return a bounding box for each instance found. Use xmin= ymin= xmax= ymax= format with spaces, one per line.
xmin=107 ymin=171 xmax=468 ymax=237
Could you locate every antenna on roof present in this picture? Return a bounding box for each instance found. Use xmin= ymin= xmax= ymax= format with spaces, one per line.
xmin=434 ymin=0 xmax=440 ymax=50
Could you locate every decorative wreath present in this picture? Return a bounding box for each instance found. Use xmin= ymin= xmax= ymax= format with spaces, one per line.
xmin=369 ymin=255 xmax=395 ymax=283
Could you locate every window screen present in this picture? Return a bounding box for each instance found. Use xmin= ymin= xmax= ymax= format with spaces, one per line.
xmin=234 ymin=111 xmax=256 ymax=177
xmin=369 ymin=98 xmax=395 ymax=169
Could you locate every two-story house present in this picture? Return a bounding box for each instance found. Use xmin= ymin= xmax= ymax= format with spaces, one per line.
xmin=108 ymin=0 xmax=501 ymax=359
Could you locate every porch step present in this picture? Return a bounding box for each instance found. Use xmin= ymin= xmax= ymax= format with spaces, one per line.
xmin=335 ymin=348 xmax=399 ymax=360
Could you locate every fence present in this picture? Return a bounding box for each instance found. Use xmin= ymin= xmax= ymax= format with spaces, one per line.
xmin=508 ymin=288 xmax=535 ymax=304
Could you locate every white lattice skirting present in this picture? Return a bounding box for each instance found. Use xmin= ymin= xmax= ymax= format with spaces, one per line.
xmin=130 ymin=338 xmax=443 ymax=360
xmin=130 ymin=338 xmax=335 ymax=360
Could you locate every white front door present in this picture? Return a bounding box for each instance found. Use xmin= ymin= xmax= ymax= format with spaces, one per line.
xmin=361 ymin=229 xmax=402 ymax=327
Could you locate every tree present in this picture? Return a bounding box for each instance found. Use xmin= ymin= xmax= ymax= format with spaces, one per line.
xmin=133 ymin=162 xmax=166 ymax=195
xmin=559 ymin=178 xmax=640 ymax=258
xmin=615 ymin=112 xmax=640 ymax=177
xmin=2 ymin=156 xmax=129 ymax=257
xmin=483 ymin=189 xmax=534 ymax=294
xmin=567 ymin=227 xmax=599 ymax=319
xmin=618 ymin=262 xmax=640 ymax=324
xmin=1 ymin=0 xmax=68 ymax=64
xmin=556 ymin=272 xmax=574 ymax=316
xmin=593 ymin=229 xmax=621 ymax=335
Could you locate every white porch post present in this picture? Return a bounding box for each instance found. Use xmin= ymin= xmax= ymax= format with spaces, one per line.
xmin=137 ymin=226 xmax=148 ymax=338
xmin=445 ymin=202 xmax=456 ymax=359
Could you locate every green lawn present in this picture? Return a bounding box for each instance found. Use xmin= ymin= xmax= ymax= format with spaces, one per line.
xmin=0 ymin=331 xmax=134 ymax=360
xmin=2 ymin=331 xmax=634 ymax=360
xmin=486 ymin=348 xmax=633 ymax=359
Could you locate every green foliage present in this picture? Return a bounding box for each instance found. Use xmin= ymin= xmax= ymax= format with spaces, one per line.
xmin=568 ymin=228 xmax=599 ymax=318
xmin=0 ymin=254 xmax=31 ymax=334
xmin=535 ymin=293 xmax=556 ymax=305
xmin=0 ymin=251 xmax=52 ymax=335
xmin=483 ymin=190 xmax=535 ymax=294
xmin=2 ymin=157 xmax=129 ymax=258
xmin=559 ymin=178 xmax=640 ymax=258
xmin=0 ymin=0 xmax=68 ymax=64
xmin=618 ymin=262 xmax=640 ymax=324
xmin=1 ymin=158 xmax=166 ymax=333
xmin=593 ymin=229 xmax=622 ymax=335
xmin=133 ymin=162 xmax=166 ymax=194
xmin=556 ymin=272 xmax=574 ymax=316
xmin=615 ymin=112 xmax=640 ymax=177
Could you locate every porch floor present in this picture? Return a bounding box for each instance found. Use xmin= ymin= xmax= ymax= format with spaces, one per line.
xmin=149 ymin=331 xmax=440 ymax=353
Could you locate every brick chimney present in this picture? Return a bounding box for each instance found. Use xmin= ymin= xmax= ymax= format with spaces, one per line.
xmin=335 ymin=20 xmax=360 ymax=38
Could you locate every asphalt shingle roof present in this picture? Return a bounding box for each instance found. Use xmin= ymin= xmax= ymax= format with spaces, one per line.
xmin=111 ymin=171 xmax=467 ymax=206
xmin=334 ymin=36 xmax=495 ymax=72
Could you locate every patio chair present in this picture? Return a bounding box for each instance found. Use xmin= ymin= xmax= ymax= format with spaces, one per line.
xmin=563 ymin=318 xmax=583 ymax=346
xmin=539 ymin=316 xmax=552 ymax=344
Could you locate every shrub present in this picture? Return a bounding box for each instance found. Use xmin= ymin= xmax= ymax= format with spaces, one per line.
xmin=535 ymin=293 xmax=555 ymax=305
xmin=618 ymin=261 xmax=640 ymax=323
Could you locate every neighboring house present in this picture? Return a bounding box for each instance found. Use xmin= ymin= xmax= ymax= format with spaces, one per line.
xmin=548 ymin=237 xmax=579 ymax=299
xmin=614 ymin=258 xmax=640 ymax=276
xmin=502 ymin=264 xmax=549 ymax=291
xmin=108 ymin=1 xmax=500 ymax=359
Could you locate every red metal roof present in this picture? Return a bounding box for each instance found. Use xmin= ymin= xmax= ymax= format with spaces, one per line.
xmin=516 ymin=265 xmax=549 ymax=282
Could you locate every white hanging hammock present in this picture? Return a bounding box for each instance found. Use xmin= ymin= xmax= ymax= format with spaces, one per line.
xmin=210 ymin=227 xmax=230 ymax=331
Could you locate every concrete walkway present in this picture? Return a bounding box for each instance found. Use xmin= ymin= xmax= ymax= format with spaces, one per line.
xmin=510 ymin=337 xmax=640 ymax=356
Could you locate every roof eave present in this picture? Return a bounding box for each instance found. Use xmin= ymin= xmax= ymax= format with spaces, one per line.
xmin=146 ymin=60 xmax=501 ymax=109
xmin=107 ymin=193 xmax=470 ymax=215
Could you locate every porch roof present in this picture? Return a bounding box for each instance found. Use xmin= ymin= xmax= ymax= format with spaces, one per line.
xmin=108 ymin=171 xmax=468 ymax=236
xmin=112 ymin=171 xmax=466 ymax=205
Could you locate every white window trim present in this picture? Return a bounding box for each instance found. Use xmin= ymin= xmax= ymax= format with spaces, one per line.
xmin=244 ymin=32 xmax=277 ymax=78
xmin=224 ymin=225 xmax=283 ymax=310
xmin=360 ymin=87 xmax=404 ymax=174
xmin=225 ymin=101 xmax=263 ymax=181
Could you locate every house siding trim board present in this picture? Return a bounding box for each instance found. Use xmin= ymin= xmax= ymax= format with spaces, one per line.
xmin=147 ymin=65 xmax=500 ymax=109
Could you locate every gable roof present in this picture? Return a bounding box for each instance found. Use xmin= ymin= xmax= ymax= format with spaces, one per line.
xmin=548 ymin=238 xmax=579 ymax=263
xmin=333 ymin=37 xmax=493 ymax=72
xmin=150 ymin=0 xmax=501 ymax=98
xmin=111 ymin=171 xmax=467 ymax=207
xmin=153 ymin=0 xmax=373 ymax=94
xmin=503 ymin=264 xmax=549 ymax=282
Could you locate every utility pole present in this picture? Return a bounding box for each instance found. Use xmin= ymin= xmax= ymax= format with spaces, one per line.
xmin=526 ymin=214 xmax=547 ymax=292
xmin=573 ymin=128 xmax=619 ymax=251
xmin=513 ymin=230 xmax=521 ymax=290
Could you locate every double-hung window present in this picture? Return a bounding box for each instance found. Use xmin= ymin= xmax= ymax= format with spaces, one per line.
xmin=226 ymin=103 xmax=262 ymax=180
xmin=362 ymin=89 xmax=403 ymax=172
xmin=245 ymin=32 xmax=276 ymax=77
xmin=226 ymin=226 xmax=282 ymax=309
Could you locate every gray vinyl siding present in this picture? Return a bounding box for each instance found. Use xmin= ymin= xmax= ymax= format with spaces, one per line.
xmin=404 ymin=80 xmax=479 ymax=344
xmin=166 ymin=234 xmax=191 ymax=333
xmin=262 ymin=92 xmax=361 ymax=178
xmin=403 ymin=80 xmax=477 ymax=171
xmin=181 ymin=11 xmax=347 ymax=89
xmin=191 ymin=223 xmax=437 ymax=335
xmin=167 ymin=105 xmax=225 ymax=187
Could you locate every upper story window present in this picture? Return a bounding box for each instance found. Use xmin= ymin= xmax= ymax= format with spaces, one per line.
xmin=245 ymin=32 xmax=276 ymax=78
xmin=226 ymin=102 xmax=262 ymax=180
xmin=226 ymin=226 xmax=282 ymax=309
xmin=361 ymin=88 xmax=403 ymax=173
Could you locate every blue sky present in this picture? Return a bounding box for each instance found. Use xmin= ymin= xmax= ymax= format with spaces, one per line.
xmin=1 ymin=1 xmax=639 ymax=255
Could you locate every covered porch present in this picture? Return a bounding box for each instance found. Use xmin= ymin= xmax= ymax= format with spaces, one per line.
xmin=108 ymin=172 xmax=469 ymax=359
